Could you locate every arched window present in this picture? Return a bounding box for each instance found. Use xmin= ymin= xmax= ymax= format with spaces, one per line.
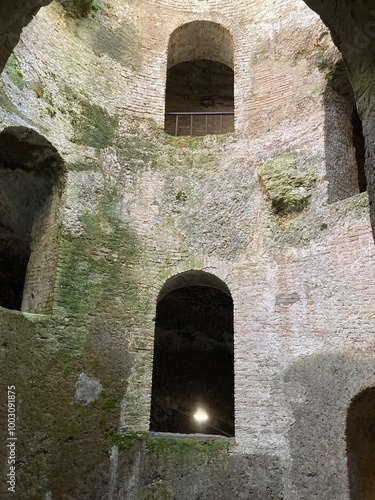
xmin=165 ymin=21 xmax=234 ymax=137
xmin=324 ymin=61 xmax=366 ymax=202
xmin=150 ymin=270 xmax=234 ymax=437
xmin=347 ymin=387 xmax=375 ymax=499
xmin=0 ymin=126 xmax=64 ymax=312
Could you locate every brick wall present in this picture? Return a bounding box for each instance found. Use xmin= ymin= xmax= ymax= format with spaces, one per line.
xmin=0 ymin=0 xmax=374 ymax=497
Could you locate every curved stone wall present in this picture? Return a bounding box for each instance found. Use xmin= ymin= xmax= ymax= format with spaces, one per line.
xmin=0 ymin=1 xmax=375 ymax=499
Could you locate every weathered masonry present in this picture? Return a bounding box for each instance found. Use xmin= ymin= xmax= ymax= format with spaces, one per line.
xmin=164 ymin=21 xmax=234 ymax=136
xmin=1 ymin=1 xmax=375 ymax=499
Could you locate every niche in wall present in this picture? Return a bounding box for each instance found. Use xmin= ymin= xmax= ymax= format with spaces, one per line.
xmin=165 ymin=21 xmax=234 ymax=136
xmin=324 ymin=60 xmax=366 ymax=202
xmin=150 ymin=270 xmax=234 ymax=437
xmin=0 ymin=126 xmax=64 ymax=312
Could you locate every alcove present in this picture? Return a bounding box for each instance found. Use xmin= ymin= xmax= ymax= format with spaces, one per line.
xmin=347 ymin=387 xmax=375 ymax=500
xmin=324 ymin=60 xmax=366 ymax=202
xmin=150 ymin=270 xmax=234 ymax=437
xmin=165 ymin=21 xmax=234 ymax=136
xmin=0 ymin=126 xmax=64 ymax=312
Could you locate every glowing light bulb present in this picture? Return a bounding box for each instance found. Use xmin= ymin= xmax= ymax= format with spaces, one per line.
xmin=193 ymin=408 xmax=208 ymax=422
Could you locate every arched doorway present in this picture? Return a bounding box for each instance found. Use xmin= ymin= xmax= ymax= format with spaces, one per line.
xmin=150 ymin=270 xmax=234 ymax=436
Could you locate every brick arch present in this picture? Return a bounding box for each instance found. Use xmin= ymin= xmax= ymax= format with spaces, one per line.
xmin=165 ymin=21 xmax=235 ymax=136
xmin=324 ymin=60 xmax=367 ymax=202
xmin=157 ymin=269 xmax=231 ymax=302
xmin=167 ymin=20 xmax=234 ymax=71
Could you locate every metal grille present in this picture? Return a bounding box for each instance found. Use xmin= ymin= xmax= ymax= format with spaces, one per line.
xmin=165 ymin=112 xmax=234 ymax=136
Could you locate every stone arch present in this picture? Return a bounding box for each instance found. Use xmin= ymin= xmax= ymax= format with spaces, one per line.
xmin=167 ymin=21 xmax=234 ymax=71
xmin=0 ymin=126 xmax=65 ymax=312
xmin=347 ymin=387 xmax=375 ymax=500
xmin=165 ymin=21 xmax=235 ymax=136
xmin=324 ymin=60 xmax=366 ymax=203
xmin=0 ymin=0 xmax=52 ymax=72
xmin=150 ymin=270 xmax=234 ymax=437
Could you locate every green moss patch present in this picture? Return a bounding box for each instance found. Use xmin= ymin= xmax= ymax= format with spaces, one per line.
xmin=55 ymin=187 xmax=142 ymax=318
xmin=112 ymin=433 xmax=232 ymax=456
xmin=0 ymin=90 xmax=18 ymax=114
xmin=58 ymin=0 xmax=93 ymax=18
xmin=258 ymin=154 xmax=315 ymax=215
xmin=112 ymin=433 xmax=146 ymax=451
xmin=146 ymin=436 xmax=232 ymax=455
xmin=63 ymin=85 xmax=118 ymax=149
xmin=5 ymin=54 xmax=24 ymax=89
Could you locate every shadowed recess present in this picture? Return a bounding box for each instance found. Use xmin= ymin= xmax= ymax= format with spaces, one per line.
xmin=0 ymin=126 xmax=64 ymax=311
xmin=324 ymin=60 xmax=366 ymax=203
xmin=165 ymin=21 xmax=234 ymax=136
xmin=150 ymin=270 xmax=234 ymax=437
xmin=347 ymin=387 xmax=375 ymax=500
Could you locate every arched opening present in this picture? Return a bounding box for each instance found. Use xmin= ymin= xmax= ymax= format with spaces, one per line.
xmin=324 ymin=60 xmax=366 ymax=202
xmin=0 ymin=126 xmax=64 ymax=312
xmin=150 ymin=270 xmax=234 ymax=437
xmin=347 ymin=387 xmax=375 ymax=499
xmin=165 ymin=21 xmax=234 ymax=137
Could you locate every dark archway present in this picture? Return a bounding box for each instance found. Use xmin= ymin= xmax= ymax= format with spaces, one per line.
xmin=347 ymin=387 xmax=375 ymax=500
xmin=0 ymin=126 xmax=64 ymax=312
xmin=150 ymin=270 xmax=234 ymax=437
xmin=165 ymin=21 xmax=234 ymax=137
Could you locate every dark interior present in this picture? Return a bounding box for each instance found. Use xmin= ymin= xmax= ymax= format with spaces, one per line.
xmin=150 ymin=284 xmax=234 ymax=436
xmin=0 ymin=127 xmax=61 ymax=310
xmin=347 ymin=387 xmax=375 ymax=500
xmin=165 ymin=59 xmax=234 ymax=136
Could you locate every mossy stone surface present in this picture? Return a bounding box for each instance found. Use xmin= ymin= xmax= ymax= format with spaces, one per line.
xmin=258 ymin=154 xmax=315 ymax=215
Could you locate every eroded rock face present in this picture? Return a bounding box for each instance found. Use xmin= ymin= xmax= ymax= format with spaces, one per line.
xmin=258 ymin=155 xmax=315 ymax=216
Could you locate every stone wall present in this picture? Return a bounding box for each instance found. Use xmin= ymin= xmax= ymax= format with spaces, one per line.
xmin=0 ymin=1 xmax=375 ymax=499
xmin=304 ymin=0 xmax=375 ymax=239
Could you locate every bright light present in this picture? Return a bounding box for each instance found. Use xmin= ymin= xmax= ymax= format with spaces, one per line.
xmin=193 ymin=408 xmax=209 ymax=423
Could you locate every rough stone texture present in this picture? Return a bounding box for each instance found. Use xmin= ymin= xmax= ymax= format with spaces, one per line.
xmin=1 ymin=0 xmax=375 ymax=234
xmin=258 ymin=155 xmax=315 ymax=215
xmin=0 ymin=1 xmax=375 ymax=499
xmin=323 ymin=60 xmax=363 ymax=203
xmin=75 ymin=373 xmax=103 ymax=404
xmin=58 ymin=0 xmax=93 ymax=18
xmin=114 ymin=439 xmax=283 ymax=500
xmin=303 ymin=0 xmax=375 ymax=238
